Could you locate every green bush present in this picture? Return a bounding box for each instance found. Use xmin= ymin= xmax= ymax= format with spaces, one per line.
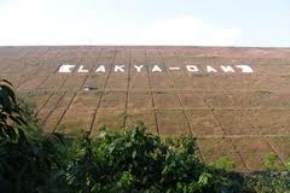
xmin=0 ymin=79 xmax=62 ymax=193
xmin=246 ymin=171 xmax=290 ymax=193
xmin=51 ymin=127 xmax=244 ymax=193
xmin=263 ymin=153 xmax=281 ymax=171
xmin=209 ymin=156 xmax=236 ymax=171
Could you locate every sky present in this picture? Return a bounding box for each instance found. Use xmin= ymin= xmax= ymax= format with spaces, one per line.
xmin=0 ymin=0 xmax=289 ymax=47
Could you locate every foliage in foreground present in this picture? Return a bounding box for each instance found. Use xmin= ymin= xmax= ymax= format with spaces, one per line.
xmin=0 ymin=79 xmax=290 ymax=193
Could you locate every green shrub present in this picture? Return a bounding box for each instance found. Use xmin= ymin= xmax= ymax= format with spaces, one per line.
xmin=50 ymin=126 xmax=244 ymax=193
xmin=246 ymin=171 xmax=290 ymax=193
xmin=209 ymin=156 xmax=236 ymax=171
xmin=263 ymin=153 xmax=282 ymax=171
xmin=0 ymin=80 xmax=62 ymax=193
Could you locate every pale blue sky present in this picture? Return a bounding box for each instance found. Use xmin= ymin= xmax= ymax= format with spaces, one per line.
xmin=0 ymin=0 xmax=289 ymax=46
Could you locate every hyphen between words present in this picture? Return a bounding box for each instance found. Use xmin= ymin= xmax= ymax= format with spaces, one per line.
xmin=58 ymin=64 xmax=254 ymax=74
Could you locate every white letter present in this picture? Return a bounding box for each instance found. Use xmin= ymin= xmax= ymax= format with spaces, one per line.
xmin=114 ymin=65 xmax=125 ymax=72
xmin=206 ymin=65 xmax=217 ymax=73
xmin=134 ymin=65 xmax=144 ymax=72
xmin=186 ymin=65 xmax=199 ymax=72
xmin=235 ymin=65 xmax=254 ymax=73
xmin=95 ymin=65 xmax=106 ymax=72
xmin=78 ymin=65 xmax=89 ymax=73
xmin=152 ymin=65 xmax=162 ymax=72
xmin=58 ymin=64 xmax=76 ymax=73
xmin=221 ymin=65 xmax=235 ymax=73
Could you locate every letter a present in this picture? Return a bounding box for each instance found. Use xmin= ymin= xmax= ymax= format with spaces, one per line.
xmin=96 ymin=65 xmax=105 ymax=72
xmin=206 ymin=65 xmax=217 ymax=73
xmin=152 ymin=65 xmax=162 ymax=72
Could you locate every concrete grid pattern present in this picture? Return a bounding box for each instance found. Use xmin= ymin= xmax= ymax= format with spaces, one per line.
xmin=1 ymin=46 xmax=290 ymax=170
